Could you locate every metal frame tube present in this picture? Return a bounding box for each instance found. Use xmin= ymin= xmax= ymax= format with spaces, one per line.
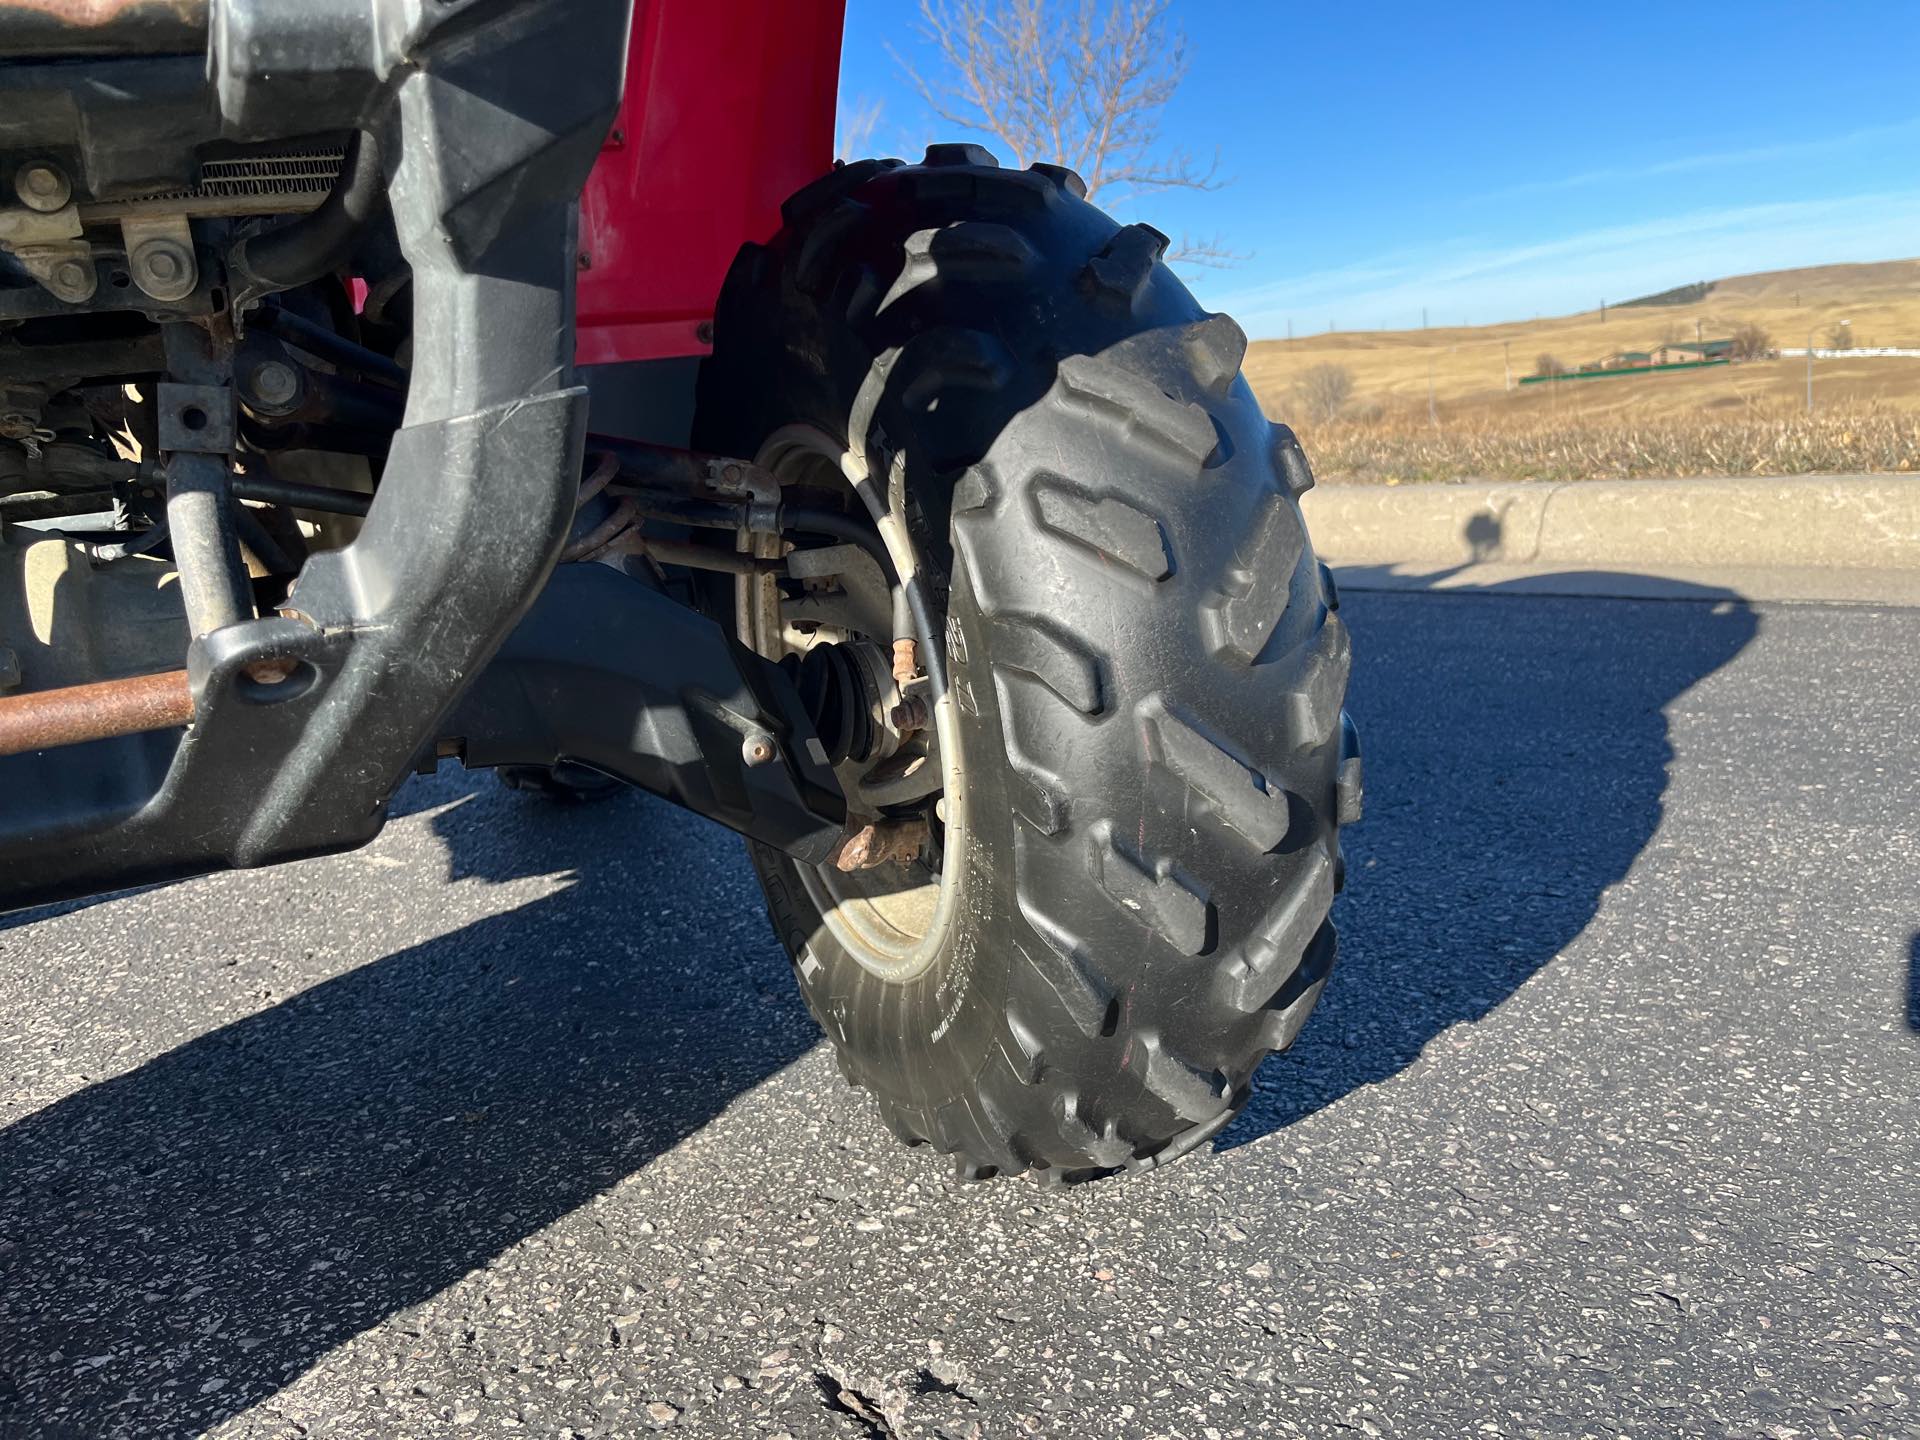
xmin=164 ymin=454 xmax=251 ymax=635
xmin=0 ymin=671 xmax=193 ymax=757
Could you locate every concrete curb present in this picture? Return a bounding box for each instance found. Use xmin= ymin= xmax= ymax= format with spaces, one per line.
xmin=1300 ymin=474 xmax=1920 ymax=571
xmin=1325 ymin=561 xmax=1920 ymax=607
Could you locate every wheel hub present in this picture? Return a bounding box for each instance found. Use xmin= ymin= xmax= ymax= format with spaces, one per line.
xmin=743 ymin=425 xmax=968 ymax=983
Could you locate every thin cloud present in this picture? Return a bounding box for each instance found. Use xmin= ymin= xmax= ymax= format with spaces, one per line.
xmin=1481 ymin=117 xmax=1920 ymax=201
xmin=1205 ymin=189 xmax=1920 ymax=337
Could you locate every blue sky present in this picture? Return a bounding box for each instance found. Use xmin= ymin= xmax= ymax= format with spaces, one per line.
xmin=839 ymin=1 xmax=1920 ymax=338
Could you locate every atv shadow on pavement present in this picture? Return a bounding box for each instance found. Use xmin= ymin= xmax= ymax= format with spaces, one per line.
xmin=0 ymin=571 xmax=1762 ymax=1436
xmin=1220 ymin=573 xmax=1758 ymax=1148
xmin=0 ymin=774 xmax=815 ymax=1440
xmin=1906 ymin=933 xmax=1920 ymax=1033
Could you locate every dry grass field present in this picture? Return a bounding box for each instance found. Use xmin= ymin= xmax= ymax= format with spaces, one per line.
xmin=1243 ymin=259 xmax=1920 ymax=482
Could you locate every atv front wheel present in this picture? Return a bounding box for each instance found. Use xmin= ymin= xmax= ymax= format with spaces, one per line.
xmin=696 ymin=145 xmax=1361 ymax=1182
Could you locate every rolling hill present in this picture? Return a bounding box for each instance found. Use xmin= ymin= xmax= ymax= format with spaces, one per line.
xmin=1242 ymin=259 xmax=1920 ymax=426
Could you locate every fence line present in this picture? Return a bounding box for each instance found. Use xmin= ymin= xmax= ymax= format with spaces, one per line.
xmin=1778 ymin=347 xmax=1920 ymax=359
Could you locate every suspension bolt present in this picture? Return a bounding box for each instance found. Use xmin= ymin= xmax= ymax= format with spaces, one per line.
xmin=129 ymin=237 xmax=195 ymax=302
xmin=741 ymin=732 xmax=778 ymax=767
xmin=888 ymin=696 xmax=929 ymax=733
xmin=243 ymin=657 xmax=299 ymax=686
xmin=248 ymin=360 xmax=300 ymax=409
xmin=48 ymin=258 xmax=93 ymax=302
xmin=14 ymin=162 xmax=69 ymax=212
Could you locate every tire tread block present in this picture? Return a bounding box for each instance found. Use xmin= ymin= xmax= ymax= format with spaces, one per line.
xmin=1221 ymin=848 xmax=1336 ymax=1012
xmin=1285 ymin=616 xmax=1351 ymax=752
xmin=881 ymin=222 xmax=1041 ymax=312
xmin=795 ymin=200 xmax=871 ymax=296
xmin=1082 ymin=221 xmax=1169 ymax=307
xmin=1145 ymin=699 xmax=1293 ymax=851
xmin=1337 ymin=709 xmax=1363 ymax=819
xmin=1209 ymin=487 xmax=1307 ymax=663
xmin=1139 ymin=1036 xmax=1229 ymax=1124
xmin=1273 ymin=422 xmax=1315 ymax=496
xmin=1054 ymin=1095 xmax=1140 ymax=1169
xmin=1095 ymin=834 xmax=1210 ymax=956
xmin=1001 ymin=1007 xmax=1047 ymax=1084
xmin=992 ymin=616 xmax=1105 ymax=715
xmin=1254 ymin=921 xmax=1337 ymax=1054
xmin=780 ymin=157 xmax=900 ymax=227
xmin=1055 ymin=353 xmax=1216 ymax=465
xmin=1012 ymin=835 xmax=1122 ymax=1038
xmin=1032 ymin=478 xmax=1171 ymax=581
xmin=1028 ymin=161 xmax=1088 ymax=199
xmin=1182 ymin=313 xmax=1248 ymax=397
xmin=991 ymin=667 xmax=1075 ymax=835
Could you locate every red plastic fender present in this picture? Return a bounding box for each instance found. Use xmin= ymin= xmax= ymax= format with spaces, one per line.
xmin=575 ymin=0 xmax=848 ymax=365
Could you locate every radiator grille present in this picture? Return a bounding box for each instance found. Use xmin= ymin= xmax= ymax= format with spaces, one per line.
xmin=191 ymin=149 xmax=347 ymax=198
xmin=99 ymin=147 xmax=347 ymax=216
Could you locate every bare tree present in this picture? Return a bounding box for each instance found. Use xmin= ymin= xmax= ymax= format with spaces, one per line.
xmin=1533 ymin=353 xmax=1567 ymax=378
xmin=836 ymin=95 xmax=885 ymax=163
xmin=1729 ymin=323 xmax=1773 ymax=361
xmin=1824 ymin=321 xmax=1854 ymax=350
xmin=895 ymin=0 xmax=1237 ymax=265
xmin=1294 ymin=364 xmax=1354 ymax=424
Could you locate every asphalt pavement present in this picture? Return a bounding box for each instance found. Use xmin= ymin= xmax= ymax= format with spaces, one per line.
xmin=3 ymin=578 xmax=1917 ymax=1439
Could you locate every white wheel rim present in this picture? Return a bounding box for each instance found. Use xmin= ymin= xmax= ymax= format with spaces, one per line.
xmin=748 ymin=425 xmax=967 ymax=982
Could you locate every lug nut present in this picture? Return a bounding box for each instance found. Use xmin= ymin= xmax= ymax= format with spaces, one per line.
xmin=741 ymin=732 xmax=778 ymax=766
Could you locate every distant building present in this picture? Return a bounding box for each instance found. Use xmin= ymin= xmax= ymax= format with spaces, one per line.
xmin=1530 ymin=336 xmax=1743 ymax=385
xmin=1650 ymin=339 xmax=1733 ymax=365
xmin=1579 ymin=339 xmax=1736 ymax=371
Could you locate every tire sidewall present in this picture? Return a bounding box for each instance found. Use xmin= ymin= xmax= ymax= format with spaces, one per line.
xmin=746 ymin=550 xmax=1026 ymax=1115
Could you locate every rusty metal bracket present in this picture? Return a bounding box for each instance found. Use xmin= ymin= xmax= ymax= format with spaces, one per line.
xmin=156 ymin=381 xmax=235 ymax=453
xmin=120 ymin=213 xmax=197 ymax=302
xmin=0 ymin=200 xmax=94 ymax=304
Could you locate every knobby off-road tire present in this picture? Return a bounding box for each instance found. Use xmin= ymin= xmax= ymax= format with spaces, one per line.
xmin=696 ymin=145 xmax=1362 ymax=1182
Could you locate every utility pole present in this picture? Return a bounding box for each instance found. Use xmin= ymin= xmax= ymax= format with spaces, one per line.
xmin=1427 ymin=354 xmax=1437 ymax=428
xmin=1503 ymin=339 xmax=1512 ymax=392
xmin=1422 ymin=306 xmax=1428 ymax=330
xmin=1600 ymin=297 xmax=1607 ymax=324
xmin=1806 ymin=330 xmax=1814 ymax=414
xmin=1286 ymin=318 xmax=1293 ymax=342
xmin=1695 ymin=317 xmax=1703 ymax=345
